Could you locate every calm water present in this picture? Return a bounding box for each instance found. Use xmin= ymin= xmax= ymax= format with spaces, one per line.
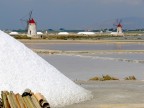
xmin=25 ymin=42 xmax=144 ymax=81
xmin=26 ymin=43 xmax=144 ymax=51
xmin=39 ymin=54 xmax=144 ymax=81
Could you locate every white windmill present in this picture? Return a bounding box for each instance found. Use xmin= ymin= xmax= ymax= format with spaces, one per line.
xmin=27 ymin=11 xmax=37 ymax=37
xmin=113 ymin=19 xmax=124 ymax=36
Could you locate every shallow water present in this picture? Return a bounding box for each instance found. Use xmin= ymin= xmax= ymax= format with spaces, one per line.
xmin=25 ymin=42 xmax=144 ymax=81
xmin=39 ymin=54 xmax=144 ymax=81
xmin=26 ymin=43 xmax=144 ymax=51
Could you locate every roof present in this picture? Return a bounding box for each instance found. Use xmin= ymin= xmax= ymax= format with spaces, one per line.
xmin=37 ymin=32 xmax=43 ymax=35
xmin=77 ymin=32 xmax=95 ymax=35
xmin=28 ymin=18 xmax=35 ymax=24
xmin=117 ymin=23 xmax=122 ymax=28
xmin=9 ymin=32 xmax=19 ymax=35
xmin=58 ymin=32 xmax=69 ymax=35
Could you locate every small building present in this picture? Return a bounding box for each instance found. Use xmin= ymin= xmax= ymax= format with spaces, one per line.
xmin=111 ymin=32 xmax=124 ymax=36
xmin=9 ymin=32 xmax=19 ymax=35
xmin=37 ymin=32 xmax=43 ymax=38
xmin=37 ymin=32 xmax=43 ymax=35
xmin=58 ymin=32 xmax=69 ymax=35
xmin=77 ymin=32 xmax=95 ymax=35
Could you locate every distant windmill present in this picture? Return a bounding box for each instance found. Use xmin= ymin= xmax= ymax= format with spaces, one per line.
xmin=113 ymin=19 xmax=124 ymax=36
xmin=113 ymin=19 xmax=123 ymax=33
xmin=20 ymin=11 xmax=37 ymax=37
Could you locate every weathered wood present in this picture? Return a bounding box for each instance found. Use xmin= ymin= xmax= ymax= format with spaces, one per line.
xmin=26 ymin=96 xmax=36 ymax=108
xmin=17 ymin=94 xmax=27 ymax=108
xmin=31 ymin=95 xmax=41 ymax=108
xmin=9 ymin=91 xmax=18 ymax=108
xmin=34 ymin=93 xmax=50 ymax=108
xmin=23 ymin=96 xmax=32 ymax=108
xmin=1 ymin=90 xmax=49 ymax=108
xmin=15 ymin=94 xmax=23 ymax=108
xmin=1 ymin=91 xmax=4 ymax=107
xmin=2 ymin=91 xmax=10 ymax=108
xmin=0 ymin=98 xmax=3 ymax=108
xmin=23 ymin=96 xmax=36 ymax=108
xmin=34 ymin=93 xmax=42 ymax=102
xmin=7 ymin=95 xmax=15 ymax=108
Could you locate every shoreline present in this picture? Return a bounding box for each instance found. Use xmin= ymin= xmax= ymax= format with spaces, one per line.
xmin=32 ymin=49 xmax=144 ymax=54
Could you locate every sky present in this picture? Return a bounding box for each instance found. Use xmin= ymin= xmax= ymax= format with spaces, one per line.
xmin=0 ymin=0 xmax=144 ymax=30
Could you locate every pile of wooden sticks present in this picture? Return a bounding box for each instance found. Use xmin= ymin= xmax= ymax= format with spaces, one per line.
xmin=0 ymin=89 xmax=50 ymax=108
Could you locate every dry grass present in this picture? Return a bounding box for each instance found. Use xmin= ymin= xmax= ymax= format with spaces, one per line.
xmin=124 ymin=76 xmax=136 ymax=80
xmin=89 ymin=75 xmax=137 ymax=81
xmin=89 ymin=75 xmax=119 ymax=81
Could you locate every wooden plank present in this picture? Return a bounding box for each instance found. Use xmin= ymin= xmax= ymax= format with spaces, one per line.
xmin=22 ymin=96 xmax=36 ymax=108
xmin=0 ymin=98 xmax=3 ymax=108
xmin=31 ymin=95 xmax=41 ymax=108
xmin=1 ymin=91 xmax=4 ymax=108
xmin=7 ymin=95 xmax=15 ymax=108
xmin=34 ymin=93 xmax=50 ymax=108
xmin=15 ymin=94 xmax=23 ymax=108
xmin=26 ymin=96 xmax=36 ymax=108
xmin=9 ymin=92 xmax=17 ymax=108
xmin=2 ymin=91 xmax=10 ymax=108
xmin=17 ymin=94 xmax=27 ymax=108
xmin=34 ymin=93 xmax=42 ymax=102
xmin=39 ymin=94 xmax=50 ymax=108
xmin=23 ymin=96 xmax=31 ymax=108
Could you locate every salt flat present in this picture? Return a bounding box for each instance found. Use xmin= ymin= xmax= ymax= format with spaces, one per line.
xmin=61 ymin=80 xmax=144 ymax=108
xmin=20 ymin=39 xmax=144 ymax=108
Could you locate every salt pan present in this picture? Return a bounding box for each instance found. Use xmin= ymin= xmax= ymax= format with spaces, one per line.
xmin=0 ymin=30 xmax=92 ymax=107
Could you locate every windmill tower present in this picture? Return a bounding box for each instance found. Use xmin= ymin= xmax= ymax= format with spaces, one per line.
xmin=113 ymin=19 xmax=124 ymax=36
xmin=27 ymin=11 xmax=37 ymax=37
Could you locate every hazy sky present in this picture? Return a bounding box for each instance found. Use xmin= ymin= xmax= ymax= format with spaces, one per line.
xmin=0 ymin=0 xmax=144 ymax=30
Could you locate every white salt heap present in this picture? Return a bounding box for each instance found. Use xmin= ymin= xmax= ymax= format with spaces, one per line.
xmin=0 ymin=30 xmax=92 ymax=107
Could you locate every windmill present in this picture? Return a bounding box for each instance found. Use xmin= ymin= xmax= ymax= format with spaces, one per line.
xmin=113 ymin=19 xmax=123 ymax=35
xmin=113 ymin=19 xmax=124 ymax=36
xmin=20 ymin=11 xmax=37 ymax=37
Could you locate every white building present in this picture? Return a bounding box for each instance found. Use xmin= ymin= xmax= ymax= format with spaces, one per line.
xmin=9 ymin=32 xmax=19 ymax=35
xmin=27 ymin=18 xmax=37 ymax=37
xmin=58 ymin=32 xmax=69 ymax=35
xmin=77 ymin=32 xmax=95 ymax=35
xmin=37 ymin=32 xmax=43 ymax=35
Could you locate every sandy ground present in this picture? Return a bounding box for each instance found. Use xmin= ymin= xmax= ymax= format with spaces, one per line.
xmin=60 ymin=80 xmax=144 ymax=108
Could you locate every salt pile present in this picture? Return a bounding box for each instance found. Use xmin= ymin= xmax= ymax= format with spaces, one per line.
xmin=0 ymin=30 xmax=92 ymax=107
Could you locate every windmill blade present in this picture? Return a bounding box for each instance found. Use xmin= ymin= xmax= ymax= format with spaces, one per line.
xmin=29 ymin=11 xmax=32 ymax=20
xmin=116 ymin=19 xmax=119 ymax=24
xmin=20 ymin=18 xmax=27 ymax=22
xmin=113 ymin=23 xmax=117 ymax=27
xmin=113 ymin=19 xmax=119 ymax=26
xmin=119 ymin=19 xmax=122 ymax=24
